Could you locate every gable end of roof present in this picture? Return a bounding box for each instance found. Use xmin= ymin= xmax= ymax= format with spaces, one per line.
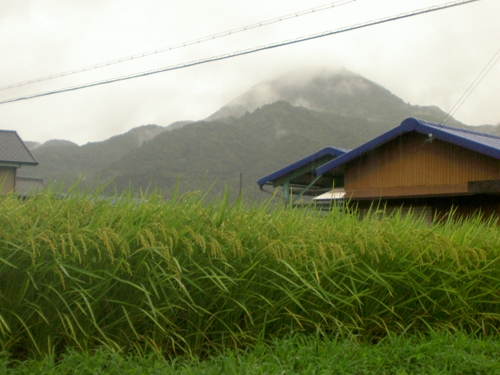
xmin=316 ymin=118 xmax=500 ymax=175
xmin=0 ymin=130 xmax=38 ymax=165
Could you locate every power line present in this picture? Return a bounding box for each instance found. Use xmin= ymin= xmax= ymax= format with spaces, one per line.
xmin=442 ymin=45 xmax=500 ymax=124
xmin=0 ymin=0 xmax=480 ymax=106
xmin=0 ymin=0 xmax=355 ymax=91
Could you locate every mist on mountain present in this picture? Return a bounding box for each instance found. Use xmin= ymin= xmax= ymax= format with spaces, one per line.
xmin=19 ymin=70 xmax=499 ymax=198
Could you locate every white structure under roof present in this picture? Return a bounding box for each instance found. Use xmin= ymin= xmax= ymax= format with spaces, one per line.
xmin=313 ymin=188 xmax=346 ymax=202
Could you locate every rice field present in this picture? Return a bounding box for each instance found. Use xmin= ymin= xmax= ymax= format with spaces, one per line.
xmin=1 ymin=187 xmax=500 ymax=360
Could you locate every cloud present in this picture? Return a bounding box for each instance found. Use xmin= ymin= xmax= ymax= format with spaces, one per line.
xmin=1 ymin=0 xmax=499 ymax=144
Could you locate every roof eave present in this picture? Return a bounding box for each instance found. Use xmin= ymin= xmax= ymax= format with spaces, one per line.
xmin=257 ymin=146 xmax=347 ymax=187
xmin=0 ymin=160 xmax=39 ymax=166
xmin=413 ymin=122 xmax=500 ymax=160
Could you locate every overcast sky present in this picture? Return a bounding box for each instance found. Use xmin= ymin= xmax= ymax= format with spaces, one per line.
xmin=1 ymin=0 xmax=498 ymax=145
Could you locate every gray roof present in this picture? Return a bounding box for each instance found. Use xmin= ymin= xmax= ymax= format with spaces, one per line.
xmin=0 ymin=131 xmax=38 ymax=165
xmin=15 ymin=177 xmax=45 ymax=197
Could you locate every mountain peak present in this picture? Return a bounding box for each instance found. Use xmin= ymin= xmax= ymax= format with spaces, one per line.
xmin=206 ymin=69 xmax=384 ymax=120
xmin=39 ymin=139 xmax=79 ymax=149
xmin=206 ymin=68 xmax=464 ymax=127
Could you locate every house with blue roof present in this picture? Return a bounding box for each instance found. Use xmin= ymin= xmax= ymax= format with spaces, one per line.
xmin=257 ymin=146 xmax=347 ymax=206
xmin=314 ymin=117 xmax=500 ymax=221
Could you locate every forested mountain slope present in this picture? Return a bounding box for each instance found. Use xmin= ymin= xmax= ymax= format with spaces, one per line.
xmin=19 ymin=70 xmax=499 ymax=198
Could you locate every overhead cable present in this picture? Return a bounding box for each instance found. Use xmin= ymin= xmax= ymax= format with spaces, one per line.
xmin=0 ymin=0 xmax=355 ymax=91
xmin=442 ymin=45 xmax=500 ymax=124
xmin=0 ymin=0 xmax=480 ymax=106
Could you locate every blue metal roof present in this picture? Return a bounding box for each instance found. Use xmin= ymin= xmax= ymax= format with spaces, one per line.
xmin=316 ymin=118 xmax=500 ymax=175
xmin=258 ymin=146 xmax=347 ymax=187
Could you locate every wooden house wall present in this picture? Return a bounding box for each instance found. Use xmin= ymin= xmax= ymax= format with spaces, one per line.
xmin=0 ymin=167 xmax=16 ymax=195
xmin=351 ymin=195 xmax=500 ymax=224
xmin=344 ymin=133 xmax=500 ymax=198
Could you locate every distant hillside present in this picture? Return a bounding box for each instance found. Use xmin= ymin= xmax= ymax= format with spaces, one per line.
xmin=23 ymin=141 xmax=42 ymax=150
xmin=165 ymin=120 xmax=193 ymax=131
xmin=99 ymin=98 xmax=494 ymax=199
xmin=208 ymin=69 xmax=466 ymax=128
xmin=98 ymin=101 xmax=391 ymax=198
xmin=20 ymin=124 xmax=168 ymax=185
xmin=20 ymin=69 xmax=499 ymax=198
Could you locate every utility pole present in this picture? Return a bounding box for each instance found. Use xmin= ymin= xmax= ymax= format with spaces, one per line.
xmin=239 ymin=172 xmax=243 ymax=196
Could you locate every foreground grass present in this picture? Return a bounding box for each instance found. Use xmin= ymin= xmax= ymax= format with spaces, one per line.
xmin=3 ymin=332 xmax=500 ymax=374
xmin=1 ymin=187 xmax=500 ymax=359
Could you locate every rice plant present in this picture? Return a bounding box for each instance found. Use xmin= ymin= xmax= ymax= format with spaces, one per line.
xmin=1 ymin=186 xmax=500 ymax=359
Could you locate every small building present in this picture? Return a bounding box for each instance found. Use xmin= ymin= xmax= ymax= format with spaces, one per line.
xmin=0 ymin=130 xmax=38 ymax=195
xmin=316 ymin=118 xmax=500 ymax=221
xmin=257 ymin=146 xmax=347 ymax=206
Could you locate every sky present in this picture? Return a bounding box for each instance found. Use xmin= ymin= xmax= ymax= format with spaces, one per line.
xmin=0 ymin=0 xmax=499 ymax=145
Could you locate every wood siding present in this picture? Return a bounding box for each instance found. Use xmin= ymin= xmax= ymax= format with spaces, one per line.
xmin=352 ymin=195 xmax=500 ymax=224
xmin=345 ymin=133 xmax=500 ymax=198
xmin=0 ymin=167 xmax=16 ymax=195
